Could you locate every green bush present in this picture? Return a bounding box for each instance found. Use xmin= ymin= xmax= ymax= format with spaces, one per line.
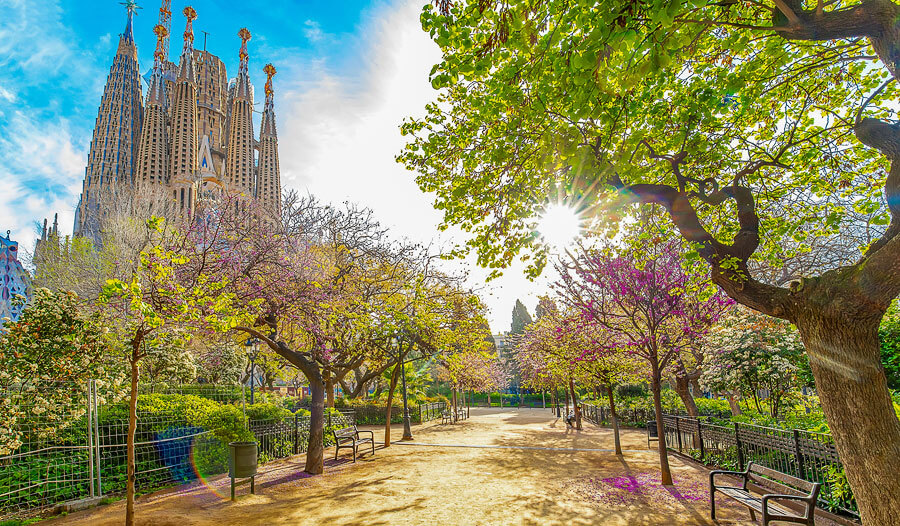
xmin=821 ymin=465 xmax=857 ymax=513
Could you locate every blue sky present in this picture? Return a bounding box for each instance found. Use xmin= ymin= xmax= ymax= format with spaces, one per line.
xmin=0 ymin=0 xmax=552 ymax=330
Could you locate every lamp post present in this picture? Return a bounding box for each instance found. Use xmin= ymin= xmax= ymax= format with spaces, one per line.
xmin=245 ymin=338 xmax=259 ymax=404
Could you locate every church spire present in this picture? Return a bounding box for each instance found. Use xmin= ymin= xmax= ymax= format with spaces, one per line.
xmin=235 ymin=28 xmax=252 ymax=99
xmin=177 ymin=6 xmax=197 ymax=80
xmin=257 ymin=63 xmax=280 ymax=212
xmin=226 ymin=27 xmax=256 ymax=195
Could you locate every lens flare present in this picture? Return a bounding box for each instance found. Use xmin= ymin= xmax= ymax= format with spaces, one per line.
xmin=536 ymin=204 xmax=583 ymax=250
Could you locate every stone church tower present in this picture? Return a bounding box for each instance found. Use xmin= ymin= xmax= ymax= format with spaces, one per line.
xmin=75 ymin=1 xmax=143 ymax=237
xmin=73 ymin=1 xmax=283 ymax=239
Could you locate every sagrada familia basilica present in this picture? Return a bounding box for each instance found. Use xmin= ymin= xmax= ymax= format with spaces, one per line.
xmin=70 ymin=0 xmax=282 ymax=238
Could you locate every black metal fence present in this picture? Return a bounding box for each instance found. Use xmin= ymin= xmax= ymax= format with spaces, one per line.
xmin=417 ymin=402 xmax=447 ymax=423
xmin=0 ymin=382 xmax=355 ymax=519
xmin=661 ymin=415 xmax=855 ymax=518
xmin=579 ymin=402 xmax=856 ymax=519
xmin=340 ymin=402 xmax=447 ymax=425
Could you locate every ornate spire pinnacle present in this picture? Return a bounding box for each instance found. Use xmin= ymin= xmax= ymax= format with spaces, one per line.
xmin=260 ymin=63 xmax=277 ymax=137
xmin=238 ymin=28 xmax=251 ymax=70
xmin=235 ymin=28 xmax=252 ymax=99
xmin=182 ymin=7 xmax=196 ymax=51
xmin=148 ymin=24 xmax=168 ymax=104
xmin=263 ymin=63 xmax=276 ymax=104
xmin=120 ymin=1 xmax=140 ymax=44
xmin=176 ymin=7 xmax=197 ymax=81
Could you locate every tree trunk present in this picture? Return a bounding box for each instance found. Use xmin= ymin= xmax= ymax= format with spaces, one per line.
xmin=726 ymin=392 xmax=742 ymax=416
xmin=569 ymin=378 xmax=582 ymax=430
xmin=383 ymin=364 xmax=401 ymax=447
xmin=452 ymin=389 xmax=458 ymax=421
xmin=305 ymin=378 xmax=326 ymax=474
xmin=797 ymin=313 xmax=900 ymax=525
xmin=606 ymin=385 xmax=622 ymax=456
xmin=554 ymin=386 xmax=560 ymax=417
xmin=125 ymin=345 xmax=140 ymax=526
xmin=651 ymin=373 xmax=673 ymax=486
xmin=487 ymin=393 xmax=491 ymax=407
xmin=542 ymin=391 xmax=546 ymax=408
xmin=564 ymin=384 xmax=571 ymax=415
xmin=674 ymin=374 xmax=699 ymax=418
xmin=324 ymin=373 xmax=334 ymax=409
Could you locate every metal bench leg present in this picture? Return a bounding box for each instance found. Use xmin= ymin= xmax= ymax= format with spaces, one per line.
xmin=231 ymin=477 xmax=235 ymax=501
xmin=251 ymin=475 xmax=255 ymax=495
xmin=353 ymin=443 xmax=357 ymax=462
xmin=335 ymin=444 xmax=339 ymax=460
xmin=709 ymin=489 xmax=716 ymax=520
xmin=748 ymin=509 xmax=756 ymax=522
xmin=371 ymin=440 xmax=375 ymax=456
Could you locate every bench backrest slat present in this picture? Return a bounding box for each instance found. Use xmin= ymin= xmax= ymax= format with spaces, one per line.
xmin=333 ymin=426 xmax=357 ymax=438
xmin=748 ymin=463 xmax=817 ymax=495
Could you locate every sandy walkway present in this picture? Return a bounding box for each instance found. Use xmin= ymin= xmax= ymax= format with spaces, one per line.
xmin=47 ymin=408 xmax=779 ymax=525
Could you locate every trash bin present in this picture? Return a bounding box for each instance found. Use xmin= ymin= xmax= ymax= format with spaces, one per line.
xmin=647 ymin=420 xmax=658 ymax=448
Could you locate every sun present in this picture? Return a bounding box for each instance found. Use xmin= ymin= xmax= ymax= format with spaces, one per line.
xmin=536 ymin=204 xmax=583 ymax=250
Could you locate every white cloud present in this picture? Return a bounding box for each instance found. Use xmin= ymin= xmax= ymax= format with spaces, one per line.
xmin=278 ymin=0 xmax=550 ymax=330
xmin=0 ymin=85 xmax=15 ymax=103
xmin=0 ymin=110 xmax=85 ymax=250
xmin=302 ymin=20 xmax=325 ymax=43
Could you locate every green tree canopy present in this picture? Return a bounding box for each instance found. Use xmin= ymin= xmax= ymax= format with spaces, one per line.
xmin=510 ymin=298 xmax=533 ymax=334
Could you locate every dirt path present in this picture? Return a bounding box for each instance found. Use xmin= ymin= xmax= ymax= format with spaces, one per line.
xmin=47 ymin=408 xmax=774 ymax=525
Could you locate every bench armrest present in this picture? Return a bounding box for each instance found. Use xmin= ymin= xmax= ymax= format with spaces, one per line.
xmin=761 ymin=494 xmax=816 ymax=518
xmin=710 ymin=469 xmax=748 ymax=490
xmin=357 ymin=429 xmax=374 ymax=439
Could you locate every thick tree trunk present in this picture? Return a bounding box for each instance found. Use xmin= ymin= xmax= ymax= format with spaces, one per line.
xmin=797 ymin=313 xmax=900 ymax=525
xmin=651 ymin=373 xmax=673 ymax=485
xmin=125 ymin=347 xmax=140 ymax=526
xmin=383 ymin=364 xmax=401 ymax=447
xmin=542 ymin=391 xmax=546 ymax=408
xmin=606 ymin=385 xmax=622 ymax=456
xmin=569 ymin=378 xmax=582 ymax=430
xmin=305 ymin=378 xmax=326 ymax=474
xmin=674 ymin=375 xmax=699 ymax=418
xmin=564 ymin=384 xmax=571 ymax=415
xmin=487 ymin=393 xmax=491 ymax=406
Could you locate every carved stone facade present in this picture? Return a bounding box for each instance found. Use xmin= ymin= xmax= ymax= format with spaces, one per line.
xmin=74 ymin=2 xmax=282 ymax=239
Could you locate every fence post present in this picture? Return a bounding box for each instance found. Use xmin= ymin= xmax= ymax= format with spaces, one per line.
xmin=793 ymin=429 xmax=806 ymax=480
xmin=734 ymin=422 xmax=745 ymax=469
xmin=697 ymin=419 xmax=705 ymax=461
xmin=675 ymin=417 xmax=683 ymax=452
xmin=94 ymin=381 xmax=103 ymax=496
xmin=293 ymin=414 xmax=299 ymax=455
xmin=86 ymin=380 xmax=95 ymax=498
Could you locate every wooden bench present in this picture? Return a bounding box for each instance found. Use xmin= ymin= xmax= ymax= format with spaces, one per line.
xmin=332 ymin=425 xmax=375 ymax=462
xmin=441 ymin=410 xmax=453 ymax=424
xmin=710 ymin=462 xmax=821 ymax=525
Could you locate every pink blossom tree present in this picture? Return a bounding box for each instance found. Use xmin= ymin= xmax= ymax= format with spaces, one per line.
xmin=555 ymin=240 xmax=732 ymax=484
